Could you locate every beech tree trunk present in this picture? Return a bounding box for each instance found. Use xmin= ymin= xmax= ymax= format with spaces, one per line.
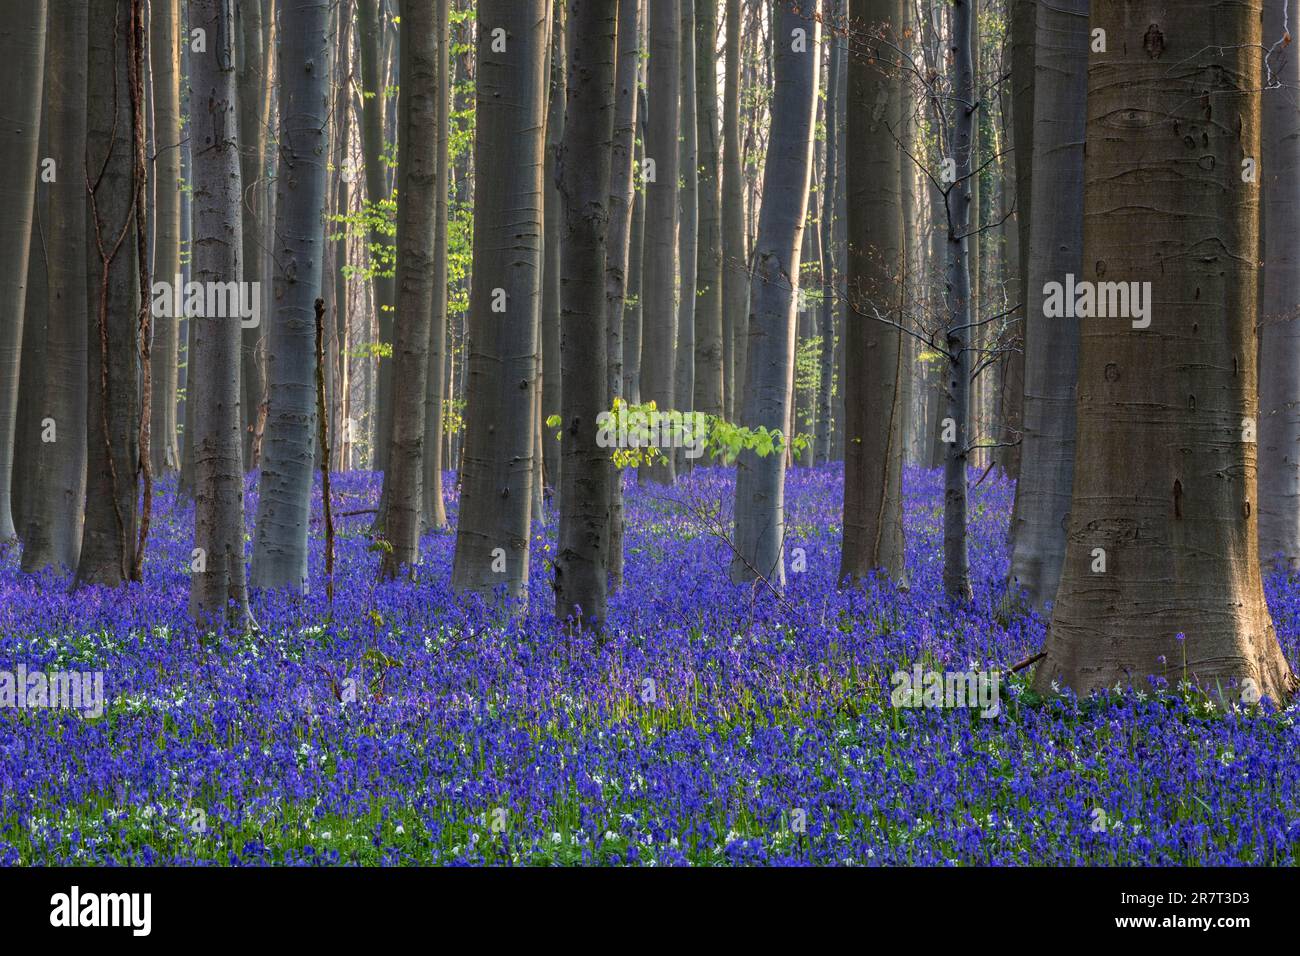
xmin=555 ymin=0 xmax=617 ymax=629
xmin=421 ymin=0 xmax=450 ymax=533
xmin=731 ymin=0 xmax=820 ymax=589
xmin=839 ymin=0 xmax=906 ymax=584
xmin=22 ymin=0 xmax=85 ymax=573
xmin=1258 ymin=0 xmax=1300 ymax=569
xmin=450 ymin=0 xmax=547 ymax=603
xmin=639 ymin=0 xmax=679 ymax=484
xmin=0 ymin=2 xmax=48 ymax=542
xmin=150 ymin=0 xmax=182 ymax=474
xmin=377 ymin=0 xmax=437 ymax=579
xmin=1034 ymin=0 xmax=1297 ymax=706
xmin=694 ymin=0 xmax=723 ymax=419
xmin=605 ymin=0 xmax=641 ymax=592
xmin=541 ymin=0 xmax=565 ymax=496
xmin=815 ymin=0 xmax=843 ymax=465
xmin=78 ymin=0 xmax=141 ymax=588
xmin=189 ymin=0 xmax=251 ymax=628
xmin=251 ymin=0 xmax=331 ymax=591
xmin=1007 ymin=0 xmax=1086 ymax=610
xmin=722 ymin=0 xmax=746 ymax=420
xmin=674 ymin=0 xmax=698 ymax=474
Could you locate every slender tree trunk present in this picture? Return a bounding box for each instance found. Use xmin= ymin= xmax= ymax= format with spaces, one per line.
xmin=606 ymin=0 xmax=641 ymax=592
xmin=555 ymin=0 xmax=616 ymax=629
xmin=450 ymin=0 xmax=547 ymax=603
xmin=1034 ymin=0 xmax=1297 ymax=705
xmin=940 ymin=0 xmax=975 ymax=601
xmin=623 ymin=103 xmax=646 ymax=405
xmin=839 ymin=0 xmax=906 ymax=583
xmin=189 ymin=0 xmax=250 ymax=627
xmin=1007 ymin=0 xmax=1086 ymax=610
xmin=640 ymin=0 xmax=680 ymax=483
xmin=1258 ymin=0 xmax=1300 ymax=569
xmin=0 ymin=1 xmax=48 ymax=542
xmin=731 ymin=0 xmax=820 ymax=588
xmin=541 ymin=0 xmax=566 ymax=497
xmin=250 ymin=0 xmax=331 ymax=591
xmin=674 ymin=0 xmax=699 ymax=474
xmin=149 ymin=0 xmax=183 ymax=474
xmin=421 ymin=0 xmax=450 ymax=533
xmin=235 ymin=0 xmax=266 ymax=469
xmin=358 ymin=0 xmax=396 ymax=476
xmin=815 ymin=1 xmax=843 ymax=465
xmin=694 ymin=0 xmax=723 ymax=419
xmin=376 ymin=0 xmax=437 ymax=578
xmin=23 ymin=0 xmax=87 ymax=572
xmin=722 ymin=0 xmax=746 ymax=420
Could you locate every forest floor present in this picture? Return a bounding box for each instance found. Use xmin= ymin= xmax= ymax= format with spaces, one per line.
xmin=1 ymin=465 xmax=1298 ymax=864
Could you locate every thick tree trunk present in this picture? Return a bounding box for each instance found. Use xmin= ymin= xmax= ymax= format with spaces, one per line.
xmin=731 ymin=0 xmax=820 ymax=588
xmin=722 ymin=0 xmax=746 ymax=420
xmin=1007 ymin=0 xmax=1086 ymax=610
xmin=450 ymin=0 xmax=547 ymax=603
xmin=839 ymin=0 xmax=906 ymax=584
xmin=1258 ymin=0 xmax=1300 ymax=569
xmin=1034 ymin=0 xmax=1297 ymax=706
xmin=606 ymin=0 xmax=641 ymax=592
xmin=421 ymin=0 xmax=450 ymax=533
xmin=694 ymin=0 xmax=723 ymax=419
xmin=377 ymin=0 xmax=436 ymax=579
xmin=250 ymin=0 xmax=331 ymax=591
xmin=189 ymin=0 xmax=250 ymax=628
xmin=555 ymin=0 xmax=616 ymax=629
xmin=78 ymin=0 xmax=141 ymax=588
xmin=639 ymin=0 xmax=680 ymax=484
xmin=22 ymin=0 xmax=87 ymax=573
xmin=0 ymin=1 xmax=48 ymax=542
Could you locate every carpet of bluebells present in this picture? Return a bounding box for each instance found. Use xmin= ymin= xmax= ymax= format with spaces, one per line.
xmin=2 ymin=464 xmax=1299 ymax=866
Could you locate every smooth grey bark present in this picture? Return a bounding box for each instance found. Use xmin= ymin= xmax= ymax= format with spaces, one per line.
xmin=1035 ymin=0 xmax=1296 ymax=705
xmin=189 ymin=0 xmax=250 ymax=627
xmin=450 ymin=0 xmax=547 ymax=603
xmin=940 ymin=0 xmax=975 ymax=601
xmin=377 ymin=0 xmax=436 ymax=579
xmin=78 ymin=0 xmax=141 ymax=588
xmin=721 ymin=0 xmax=745 ymax=420
xmin=1258 ymin=0 xmax=1300 ymax=569
xmin=23 ymin=0 xmax=88 ymax=572
xmin=815 ymin=4 xmax=843 ymax=464
xmin=357 ymin=0 xmax=396 ymax=475
xmin=623 ymin=103 xmax=646 ymax=405
xmin=605 ymin=0 xmax=641 ymax=592
xmin=541 ymin=0 xmax=565 ymax=496
xmin=1007 ymin=0 xmax=1085 ymax=611
xmin=0 ymin=1 xmax=47 ymax=542
xmin=555 ymin=0 xmax=617 ymax=630
xmin=236 ymin=0 xmax=267 ymax=470
xmin=839 ymin=0 xmax=906 ymax=584
xmin=694 ymin=0 xmax=723 ymax=418
xmin=639 ymin=0 xmax=679 ymax=484
xmin=150 ymin=0 xmax=182 ymax=474
xmin=250 ymin=0 xmax=331 ymax=591
xmin=731 ymin=0 xmax=820 ymax=589
xmin=420 ymin=0 xmax=450 ymax=533
xmin=674 ymin=0 xmax=698 ymax=474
